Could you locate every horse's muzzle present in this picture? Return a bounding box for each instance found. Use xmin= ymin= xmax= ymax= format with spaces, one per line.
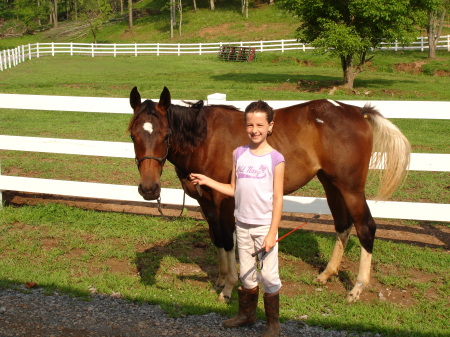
xmin=138 ymin=183 xmax=161 ymax=200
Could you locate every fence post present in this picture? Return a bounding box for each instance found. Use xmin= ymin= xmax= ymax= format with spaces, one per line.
xmin=70 ymin=42 xmax=73 ymax=56
xmin=114 ymin=43 xmax=116 ymax=57
xmin=178 ymin=44 xmax=180 ymax=56
xmin=91 ymin=43 xmax=94 ymax=57
xmin=447 ymin=35 xmax=450 ymax=52
xmin=51 ymin=42 xmax=55 ymax=56
xmin=260 ymin=40 xmax=263 ymax=52
xmin=0 ymin=52 xmax=3 ymax=71
xmin=157 ymin=43 xmax=160 ymax=56
xmin=36 ymin=43 xmax=40 ymax=58
xmin=135 ymin=43 xmax=137 ymax=57
xmin=199 ymin=43 xmax=202 ymax=56
xmin=7 ymin=49 xmax=11 ymax=68
xmin=3 ymin=50 xmax=6 ymax=70
xmin=28 ymin=44 xmax=31 ymax=60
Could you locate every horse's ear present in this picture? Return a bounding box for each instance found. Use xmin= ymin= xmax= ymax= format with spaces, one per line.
xmin=158 ymin=86 xmax=171 ymax=112
xmin=130 ymin=86 xmax=141 ymax=112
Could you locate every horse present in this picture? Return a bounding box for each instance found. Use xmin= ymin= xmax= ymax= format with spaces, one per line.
xmin=128 ymin=86 xmax=411 ymax=303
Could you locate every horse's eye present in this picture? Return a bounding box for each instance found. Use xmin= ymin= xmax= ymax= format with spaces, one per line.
xmin=130 ymin=134 xmax=135 ymax=142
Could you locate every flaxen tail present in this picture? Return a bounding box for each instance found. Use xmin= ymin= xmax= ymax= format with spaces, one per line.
xmin=362 ymin=105 xmax=411 ymax=201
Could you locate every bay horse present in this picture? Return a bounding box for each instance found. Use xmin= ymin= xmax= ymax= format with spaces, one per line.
xmin=128 ymin=86 xmax=410 ymax=302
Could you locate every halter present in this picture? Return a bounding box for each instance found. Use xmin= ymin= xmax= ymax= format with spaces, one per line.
xmin=133 ymin=130 xmax=172 ymax=169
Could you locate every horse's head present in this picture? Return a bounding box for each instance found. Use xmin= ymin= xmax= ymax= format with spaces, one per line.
xmin=128 ymin=86 xmax=172 ymax=200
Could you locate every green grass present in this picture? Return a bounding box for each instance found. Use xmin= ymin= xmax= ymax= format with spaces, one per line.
xmin=0 ymin=203 xmax=449 ymax=336
xmin=0 ymin=51 xmax=449 ymax=100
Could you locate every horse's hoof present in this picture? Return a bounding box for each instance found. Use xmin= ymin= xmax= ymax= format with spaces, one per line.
xmin=214 ymin=284 xmax=225 ymax=291
xmin=217 ymin=293 xmax=231 ymax=303
xmin=347 ymin=290 xmax=361 ymax=302
xmin=315 ymin=274 xmax=328 ymax=284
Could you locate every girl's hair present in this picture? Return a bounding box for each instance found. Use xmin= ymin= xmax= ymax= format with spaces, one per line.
xmin=244 ymin=100 xmax=275 ymax=123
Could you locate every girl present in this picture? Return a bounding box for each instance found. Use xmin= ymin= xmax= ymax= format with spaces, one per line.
xmin=190 ymin=100 xmax=285 ymax=337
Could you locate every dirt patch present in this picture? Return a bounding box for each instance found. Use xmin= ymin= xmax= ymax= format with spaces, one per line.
xmin=4 ymin=191 xmax=449 ymax=250
xmin=2 ymin=191 xmax=449 ymax=308
xmin=395 ymin=61 xmax=426 ymax=74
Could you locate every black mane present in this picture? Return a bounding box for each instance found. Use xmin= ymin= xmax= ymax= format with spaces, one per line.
xmin=167 ymin=100 xmax=208 ymax=154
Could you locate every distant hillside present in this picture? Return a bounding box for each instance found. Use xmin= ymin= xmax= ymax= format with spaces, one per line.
xmin=0 ymin=3 xmax=300 ymax=49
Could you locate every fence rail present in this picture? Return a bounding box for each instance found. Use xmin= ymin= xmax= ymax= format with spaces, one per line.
xmin=0 ymin=94 xmax=449 ymax=222
xmin=1 ymin=35 xmax=450 ymax=71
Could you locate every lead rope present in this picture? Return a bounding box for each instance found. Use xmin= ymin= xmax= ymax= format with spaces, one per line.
xmin=155 ymin=190 xmax=187 ymax=218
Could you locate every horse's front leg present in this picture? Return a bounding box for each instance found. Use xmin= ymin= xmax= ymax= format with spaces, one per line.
xmin=216 ymin=240 xmax=238 ymax=303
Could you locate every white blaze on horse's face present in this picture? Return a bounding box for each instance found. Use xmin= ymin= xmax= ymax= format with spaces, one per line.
xmin=143 ymin=122 xmax=154 ymax=135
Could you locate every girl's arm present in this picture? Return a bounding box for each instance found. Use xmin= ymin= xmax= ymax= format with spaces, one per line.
xmin=262 ymin=161 xmax=285 ymax=252
xmin=189 ymin=152 xmax=236 ymax=197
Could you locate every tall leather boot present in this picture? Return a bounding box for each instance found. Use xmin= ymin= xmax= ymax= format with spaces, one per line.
xmin=262 ymin=291 xmax=280 ymax=337
xmin=222 ymin=286 xmax=259 ymax=328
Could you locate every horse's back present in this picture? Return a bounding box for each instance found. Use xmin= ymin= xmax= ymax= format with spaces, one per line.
xmin=272 ymin=99 xmax=373 ymax=193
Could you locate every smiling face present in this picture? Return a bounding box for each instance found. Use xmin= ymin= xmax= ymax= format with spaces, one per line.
xmin=245 ymin=111 xmax=273 ymax=146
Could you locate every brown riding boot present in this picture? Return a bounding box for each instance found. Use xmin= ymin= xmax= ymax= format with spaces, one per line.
xmin=222 ymin=286 xmax=259 ymax=328
xmin=262 ymin=291 xmax=280 ymax=337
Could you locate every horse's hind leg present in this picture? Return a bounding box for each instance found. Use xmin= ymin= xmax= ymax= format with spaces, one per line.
xmin=343 ymin=196 xmax=376 ymax=302
xmin=316 ymin=172 xmax=353 ymax=284
xmin=318 ymin=171 xmax=376 ymax=302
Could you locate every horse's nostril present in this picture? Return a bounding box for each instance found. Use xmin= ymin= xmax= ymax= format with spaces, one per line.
xmin=138 ymin=184 xmax=161 ymax=200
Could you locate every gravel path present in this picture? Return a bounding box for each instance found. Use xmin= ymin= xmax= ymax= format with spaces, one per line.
xmin=0 ymin=287 xmax=382 ymax=337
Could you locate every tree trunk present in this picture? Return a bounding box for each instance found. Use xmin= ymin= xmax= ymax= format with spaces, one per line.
xmin=128 ymin=0 xmax=133 ymax=30
xmin=38 ymin=0 xmax=41 ymax=26
xmin=193 ymin=0 xmax=197 ymax=12
xmin=427 ymin=9 xmax=446 ymax=59
xmin=341 ymin=55 xmax=355 ymax=89
xmin=53 ymin=0 xmax=58 ymax=28
xmin=210 ymin=0 xmax=215 ymax=10
xmin=170 ymin=0 xmax=175 ymax=38
xmin=178 ymin=0 xmax=182 ymax=36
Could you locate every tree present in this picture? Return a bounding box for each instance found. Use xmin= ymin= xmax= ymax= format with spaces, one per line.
xmin=128 ymin=0 xmax=132 ymax=30
xmin=52 ymin=0 xmax=58 ymax=28
xmin=79 ymin=0 xmax=112 ymax=43
xmin=278 ymin=0 xmax=422 ymax=88
xmin=11 ymin=0 xmax=49 ymax=32
xmin=419 ymin=0 xmax=449 ymax=58
xmin=242 ymin=0 xmax=248 ymax=18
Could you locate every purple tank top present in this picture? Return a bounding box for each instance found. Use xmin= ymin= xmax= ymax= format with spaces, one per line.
xmin=233 ymin=145 xmax=285 ymax=225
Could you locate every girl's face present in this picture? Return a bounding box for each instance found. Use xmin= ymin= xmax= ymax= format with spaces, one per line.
xmin=245 ymin=112 xmax=274 ymax=146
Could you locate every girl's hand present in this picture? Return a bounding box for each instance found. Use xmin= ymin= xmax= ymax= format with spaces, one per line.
xmin=262 ymin=233 xmax=277 ymax=252
xmin=189 ymin=173 xmax=208 ymax=186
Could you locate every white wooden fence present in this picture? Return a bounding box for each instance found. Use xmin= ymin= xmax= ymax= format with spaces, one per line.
xmin=1 ymin=35 xmax=450 ymax=71
xmin=1 ymin=94 xmax=449 ymax=222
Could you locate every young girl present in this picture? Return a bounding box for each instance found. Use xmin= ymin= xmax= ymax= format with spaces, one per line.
xmin=190 ymin=100 xmax=285 ymax=337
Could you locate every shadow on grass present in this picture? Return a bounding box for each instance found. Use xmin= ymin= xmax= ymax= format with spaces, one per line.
xmin=211 ymin=72 xmax=418 ymax=91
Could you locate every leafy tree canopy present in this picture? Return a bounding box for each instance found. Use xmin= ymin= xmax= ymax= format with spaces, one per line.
xmin=278 ymin=0 xmax=423 ymax=88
